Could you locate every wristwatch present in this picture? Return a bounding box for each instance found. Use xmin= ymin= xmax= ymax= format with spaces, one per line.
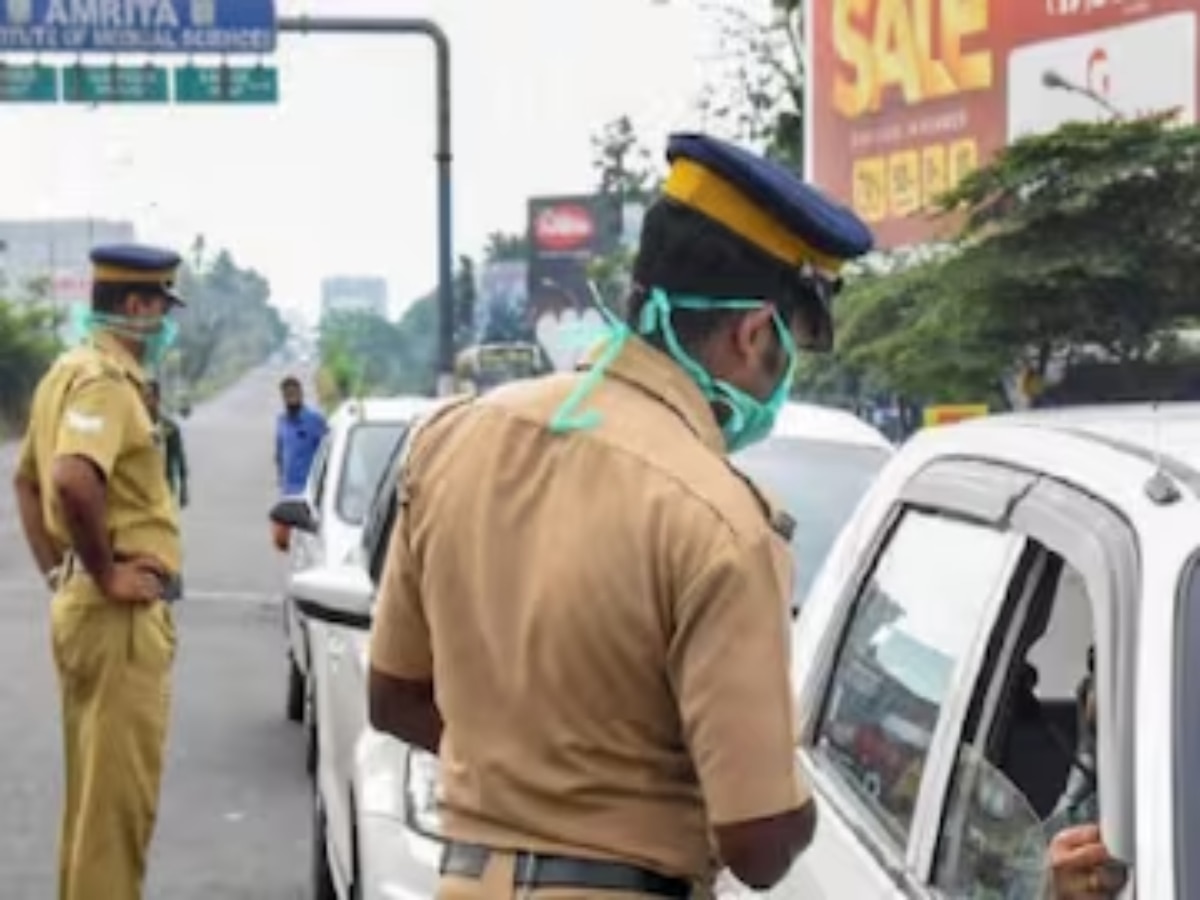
xmin=45 ymin=565 xmax=63 ymax=591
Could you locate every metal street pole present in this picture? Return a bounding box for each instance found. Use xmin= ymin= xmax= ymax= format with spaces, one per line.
xmin=276 ymin=16 xmax=456 ymax=396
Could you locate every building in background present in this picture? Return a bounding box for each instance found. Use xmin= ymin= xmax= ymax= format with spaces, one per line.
xmin=805 ymin=0 xmax=1200 ymax=248
xmin=320 ymin=276 xmax=389 ymax=320
xmin=0 ymin=218 xmax=135 ymax=306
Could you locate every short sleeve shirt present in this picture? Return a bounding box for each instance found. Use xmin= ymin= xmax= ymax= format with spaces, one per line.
xmin=18 ymin=332 xmax=181 ymax=573
xmin=369 ymin=336 xmax=807 ymax=883
xmin=277 ymin=406 xmax=327 ymax=495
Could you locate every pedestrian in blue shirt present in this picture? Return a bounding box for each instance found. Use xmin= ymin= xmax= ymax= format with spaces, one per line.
xmin=272 ymin=376 xmax=327 ymax=551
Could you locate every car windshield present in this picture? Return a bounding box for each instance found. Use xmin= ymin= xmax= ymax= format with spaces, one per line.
xmin=336 ymin=422 xmax=409 ymax=526
xmin=733 ymin=436 xmax=889 ymax=605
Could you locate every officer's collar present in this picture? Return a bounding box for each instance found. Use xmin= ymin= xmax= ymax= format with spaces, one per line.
xmin=589 ymin=333 xmax=725 ymax=454
xmin=92 ymin=330 xmax=147 ymax=383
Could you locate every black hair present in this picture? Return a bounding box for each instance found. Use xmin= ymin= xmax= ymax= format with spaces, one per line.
xmin=280 ymin=376 xmax=302 ymax=392
xmin=627 ymin=198 xmax=834 ymax=352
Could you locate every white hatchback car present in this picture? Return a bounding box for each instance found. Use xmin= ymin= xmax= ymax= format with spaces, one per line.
xmin=755 ymin=402 xmax=1200 ymax=899
xmin=271 ymin=396 xmax=441 ymax=774
xmin=290 ymin=401 xmax=893 ymax=900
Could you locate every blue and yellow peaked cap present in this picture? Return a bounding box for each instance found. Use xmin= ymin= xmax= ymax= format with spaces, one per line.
xmin=661 ymin=133 xmax=873 ymax=275
xmin=91 ymin=243 xmax=186 ymax=306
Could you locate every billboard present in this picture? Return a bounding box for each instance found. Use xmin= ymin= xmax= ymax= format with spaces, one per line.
xmin=527 ymin=194 xmax=622 ymax=371
xmin=474 ymin=260 xmax=530 ymax=343
xmin=806 ymin=0 xmax=1200 ymax=248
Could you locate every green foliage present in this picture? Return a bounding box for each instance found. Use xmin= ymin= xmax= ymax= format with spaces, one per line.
xmin=483 ymin=232 xmax=529 ymax=263
xmin=697 ymin=0 xmax=805 ymax=169
xmin=591 ymin=115 xmax=662 ymax=201
xmin=0 ymin=298 xmax=61 ymax=430
xmin=172 ymin=242 xmax=287 ymax=398
xmin=587 ymin=116 xmax=662 ymax=310
xmin=815 ymin=115 xmax=1200 ymax=405
xmin=316 ymin=256 xmax=479 ymax=406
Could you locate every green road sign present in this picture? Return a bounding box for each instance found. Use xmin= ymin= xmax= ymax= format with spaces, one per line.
xmin=0 ymin=64 xmax=57 ymax=103
xmin=175 ymin=66 xmax=279 ymax=104
xmin=62 ymin=65 xmax=169 ymax=104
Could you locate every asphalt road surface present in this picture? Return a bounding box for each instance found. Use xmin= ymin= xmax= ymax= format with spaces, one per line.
xmin=0 ymin=366 xmax=313 ymax=899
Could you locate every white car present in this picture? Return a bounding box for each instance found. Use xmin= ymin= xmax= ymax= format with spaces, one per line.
xmin=271 ymin=396 xmax=441 ymax=775
xmin=755 ymin=402 xmax=1200 ymax=898
xmin=289 ymin=401 xmax=893 ymax=900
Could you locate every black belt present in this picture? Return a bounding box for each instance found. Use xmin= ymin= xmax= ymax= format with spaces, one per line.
xmin=441 ymin=842 xmax=691 ymax=898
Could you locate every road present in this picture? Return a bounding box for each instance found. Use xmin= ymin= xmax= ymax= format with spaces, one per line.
xmin=0 ymin=366 xmax=311 ymax=899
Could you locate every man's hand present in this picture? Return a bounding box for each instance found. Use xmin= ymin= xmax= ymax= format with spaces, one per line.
xmin=1049 ymin=824 xmax=1128 ymax=899
xmin=99 ymin=557 xmax=169 ymax=605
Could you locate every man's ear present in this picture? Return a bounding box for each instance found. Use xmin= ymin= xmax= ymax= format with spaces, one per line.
xmin=731 ymin=306 xmax=776 ymax=359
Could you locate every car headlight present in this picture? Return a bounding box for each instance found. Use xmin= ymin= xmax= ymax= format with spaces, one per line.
xmin=403 ymin=748 xmax=444 ymax=838
xmin=356 ymin=731 xmax=409 ymax=820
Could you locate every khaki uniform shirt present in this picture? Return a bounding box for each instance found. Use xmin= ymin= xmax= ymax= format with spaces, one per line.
xmin=370 ymin=336 xmax=807 ymax=882
xmin=17 ymin=332 xmax=181 ymax=575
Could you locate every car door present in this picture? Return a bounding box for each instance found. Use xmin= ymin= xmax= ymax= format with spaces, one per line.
xmin=320 ymin=432 xmax=412 ymax=892
xmin=288 ymin=435 xmax=334 ymax=676
xmin=775 ymin=460 xmax=1039 ymax=899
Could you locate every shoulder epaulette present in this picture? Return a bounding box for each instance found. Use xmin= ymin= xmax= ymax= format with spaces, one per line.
xmin=59 ymin=345 xmax=122 ymax=386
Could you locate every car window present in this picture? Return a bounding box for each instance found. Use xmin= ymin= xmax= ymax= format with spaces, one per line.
xmin=336 ymin=422 xmax=408 ymax=525
xmin=733 ymin=436 xmax=889 ymax=603
xmin=812 ymin=509 xmax=1017 ymax=850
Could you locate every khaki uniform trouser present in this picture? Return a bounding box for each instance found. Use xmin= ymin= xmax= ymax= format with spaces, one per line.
xmin=50 ymin=573 xmax=176 ymax=900
xmin=436 ymin=849 xmax=709 ymax=900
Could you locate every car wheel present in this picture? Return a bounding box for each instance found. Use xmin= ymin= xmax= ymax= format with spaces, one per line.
xmin=286 ymin=655 xmax=304 ymax=723
xmin=311 ymin=790 xmax=338 ymax=900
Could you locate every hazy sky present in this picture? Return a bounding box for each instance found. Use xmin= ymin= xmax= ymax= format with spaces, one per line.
xmin=0 ymin=0 xmax=769 ymax=321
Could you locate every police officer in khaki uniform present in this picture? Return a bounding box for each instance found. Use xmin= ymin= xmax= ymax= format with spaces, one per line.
xmin=12 ymin=244 xmax=185 ymax=900
xmin=365 ymin=134 xmax=873 ymax=898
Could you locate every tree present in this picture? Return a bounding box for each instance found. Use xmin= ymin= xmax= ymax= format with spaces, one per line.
xmin=591 ymin=115 xmax=660 ymax=201
xmin=173 ymin=242 xmax=287 ymax=393
xmin=453 ymin=254 xmax=477 ymax=351
xmin=586 ymin=117 xmax=663 ymax=309
xmin=483 ymin=232 xmax=529 ymax=263
xmin=696 ymin=0 xmax=804 ymax=169
xmin=818 ymin=114 xmax=1200 ymax=406
xmin=0 ymin=297 xmax=59 ymax=430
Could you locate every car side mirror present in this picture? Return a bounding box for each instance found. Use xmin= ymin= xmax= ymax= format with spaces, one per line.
xmin=270 ymin=497 xmax=318 ymax=534
xmin=291 ymin=564 xmax=375 ymax=626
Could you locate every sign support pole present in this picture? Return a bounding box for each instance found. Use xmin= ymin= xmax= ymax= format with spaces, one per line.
xmin=276 ymin=16 xmax=455 ymax=396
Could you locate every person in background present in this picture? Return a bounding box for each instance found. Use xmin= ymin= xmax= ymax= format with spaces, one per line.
xmin=144 ymin=379 xmax=189 ymax=509
xmin=272 ymin=375 xmax=327 ymax=551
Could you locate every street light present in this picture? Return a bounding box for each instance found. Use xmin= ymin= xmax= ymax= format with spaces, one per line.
xmin=1042 ymin=68 xmax=1122 ymax=118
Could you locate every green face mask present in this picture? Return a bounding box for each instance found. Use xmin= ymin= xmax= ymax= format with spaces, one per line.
xmin=635 ymin=288 xmax=798 ymax=453
xmin=68 ymin=304 xmax=180 ymax=371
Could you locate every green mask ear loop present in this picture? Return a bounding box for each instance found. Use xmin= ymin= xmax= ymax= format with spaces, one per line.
xmin=547 ymin=290 xmax=627 ymax=434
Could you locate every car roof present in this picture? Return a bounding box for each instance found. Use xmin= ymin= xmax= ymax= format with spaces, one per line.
xmin=329 ymin=395 xmax=441 ymax=428
xmin=963 ymin=402 xmax=1200 ymax=475
xmin=770 ymin=402 xmax=894 ymax=451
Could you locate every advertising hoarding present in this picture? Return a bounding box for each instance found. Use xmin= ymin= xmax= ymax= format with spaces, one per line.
xmin=805 ymin=0 xmax=1200 ymax=248
xmin=526 ymin=194 xmax=621 ymax=371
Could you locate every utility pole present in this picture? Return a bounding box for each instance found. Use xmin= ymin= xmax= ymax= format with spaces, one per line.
xmin=277 ymin=16 xmax=456 ymax=396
